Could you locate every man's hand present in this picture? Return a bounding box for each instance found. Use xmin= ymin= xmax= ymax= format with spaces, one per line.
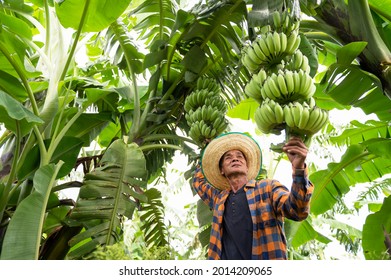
xmin=282 ymin=136 xmax=308 ymax=169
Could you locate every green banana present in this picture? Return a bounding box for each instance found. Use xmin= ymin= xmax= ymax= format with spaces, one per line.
xmin=310 ymin=109 xmax=329 ymax=133
xmin=282 ymin=11 xmax=290 ymax=32
xmin=242 ymin=51 xmax=259 ymax=73
xmin=291 ymin=102 xmax=303 ymax=127
xmin=276 ymin=72 xmax=288 ymax=95
xmin=280 ymin=32 xmax=287 ymax=54
xmin=254 ymin=106 xmax=270 ymax=133
xmin=196 ymin=78 xmax=203 ymax=89
xmin=299 ymin=70 xmax=311 ymax=96
xmin=202 ymin=123 xmax=211 ymax=138
xmin=286 ymin=50 xmax=310 ymax=73
xmin=284 ymin=70 xmax=295 ymax=93
xmin=261 ymin=101 xmax=277 ymax=124
xmin=273 ymin=31 xmax=281 ymax=55
xmin=286 ymin=30 xmax=300 ymax=54
xmin=292 ymin=71 xmax=302 ymax=96
xmin=189 ymin=121 xmax=202 ymax=141
xmin=307 ymin=97 xmax=316 ymax=108
xmin=297 ymin=70 xmax=316 ymax=99
xmin=209 ymin=109 xmax=220 ymax=123
xmin=217 ymin=118 xmax=229 ymax=134
xmin=254 ymin=69 xmax=268 ymax=85
xmin=272 ymin=11 xmax=281 ymax=30
xmin=265 ymin=97 xmax=276 ymax=107
xmin=184 ymin=91 xmax=199 ymax=113
xmin=307 ymin=83 xmax=316 ymax=97
xmin=245 ymin=79 xmax=263 ymax=102
xmin=292 ymin=50 xmax=303 ymax=70
xmin=267 ymin=74 xmax=282 ymax=99
xmin=297 ymin=105 xmax=310 ymax=130
xmin=265 ymin=32 xmax=276 ymax=58
xmin=261 ymin=78 xmax=275 ymax=100
xmin=308 ymin=110 xmax=323 ymax=133
xmin=304 ymin=107 xmax=320 ymax=133
xmin=257 ymin=35 xmax=271 ymax=59
xmin=252 ymin=39 xmax=268 ymax=62
xmin=247 ymin=45 xmax=263 ymax=65
xmin=205 ymin=96 xmax=227 ymax=113
xmin=196 ymin=77 xmax=220 ymax=94
xmin=274 ymin=102 xmax=284 ymax=124
xmin=283 ymin=104 xmax=295 ymax=128
xmin=301 ymin=55 xmax=310 ymax=74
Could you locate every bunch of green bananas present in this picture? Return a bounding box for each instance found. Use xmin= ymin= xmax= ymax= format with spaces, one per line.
xmin=241 ymin=8 xmax=329 ymax=147
xmin=184 ymin=77 xmax=228 ymax=147
xmin=254 ymin=97 xmax=328 ymax=138
xmin=270 ymin=10 xmax=300 ymax=34
xmin=254 ymin=98 xmax=285 ymax=134
xmin=264 ymin=69 xmax=315 ymax=101
xmin=284 ymin=50 xmax=310 ymax=73
xmin=283 ymin=101 xmax=329 ymax=135
xmin=241 ymin=29 xmax=301 ymax=73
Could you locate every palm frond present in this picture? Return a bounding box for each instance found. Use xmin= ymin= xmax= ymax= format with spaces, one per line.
xmin=355 ymin=178 xmax=391 ymax=211
xmin=132 ymin=0 xmax=178 ymax=44
xmin=139 ymin=188 xmax=168 ymax=247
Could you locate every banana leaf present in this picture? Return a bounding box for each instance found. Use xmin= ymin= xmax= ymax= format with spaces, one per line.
xmin=285 ymin=217 xmax=331 ymax=249
xmin=362 ymin=195 xmax=391 ymax=260
xmin=55 ymin=0 xmax=132 ymax=32
xmin=66 ymin=139 xmax=148 ymax=259
xmin=0 ymin=163 xmax=63 ymax=260
xmin=322 ymin=63 xmax=391 ymax=121
xmin=0 ymin=91 xmax=43 ymax=135
xmin=310 ymin=142 xmax=391 ymax=215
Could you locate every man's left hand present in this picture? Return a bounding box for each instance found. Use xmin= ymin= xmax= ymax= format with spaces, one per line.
xmin=282 ymin=136 xmax=308 ymax=169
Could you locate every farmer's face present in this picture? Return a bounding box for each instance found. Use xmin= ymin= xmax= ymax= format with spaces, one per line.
xmin=220 ymin=149 xmax=248 ymax=177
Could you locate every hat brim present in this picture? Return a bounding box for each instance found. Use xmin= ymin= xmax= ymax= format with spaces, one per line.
xmin=201 ymin=132 xmax=262 ymax=190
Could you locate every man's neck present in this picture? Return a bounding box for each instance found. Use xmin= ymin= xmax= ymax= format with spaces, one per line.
xmin=226 ymin=174 xmax=248 ymax=193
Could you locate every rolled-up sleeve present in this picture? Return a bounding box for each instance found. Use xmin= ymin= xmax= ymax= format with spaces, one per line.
xmin=272 ymin=167 xmax=314 ymax=221
xmin=192 ymin=164 xmax=220 ymax=209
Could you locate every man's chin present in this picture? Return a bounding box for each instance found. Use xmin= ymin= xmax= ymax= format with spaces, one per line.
xmin=225 ymin=170 xmax=246 ymax=177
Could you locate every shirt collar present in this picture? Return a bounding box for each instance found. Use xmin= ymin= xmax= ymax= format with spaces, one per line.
xmin=245 ymin=179 xmax=256 ymax=188
xmin=221 ymin=179 xmax=256 ymax=194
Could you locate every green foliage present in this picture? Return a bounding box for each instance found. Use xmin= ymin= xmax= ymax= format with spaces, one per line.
xmin=65 ymin=140 xmax=148 ymax=259
xmin=1 ymin=163 xmax=63 ymax=259
xmin=85 ymin=242 xmax=131 ymax=260
xmin=362 ymin=195 xmax=391 ymax=260
xmin=55 ymin=0 xmax=132 ymax=32
xmin=139 ymin=188 xmax=169 ymax=247
xmin=142 ymin=245 xmax=175 ymax=260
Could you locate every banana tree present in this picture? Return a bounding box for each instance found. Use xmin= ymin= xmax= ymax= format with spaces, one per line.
xmin=0 ymin=0 xmax=249 ymax=259
xmin=0 ymin=0 xmax=140 ymax=259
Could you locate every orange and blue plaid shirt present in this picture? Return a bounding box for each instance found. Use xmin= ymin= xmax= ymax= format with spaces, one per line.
xmin=192 ymin=164 xmax=314 ymax=260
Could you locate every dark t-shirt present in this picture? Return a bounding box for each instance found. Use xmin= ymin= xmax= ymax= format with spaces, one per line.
xmin=221 ymin=187 xmax=253 ymax=259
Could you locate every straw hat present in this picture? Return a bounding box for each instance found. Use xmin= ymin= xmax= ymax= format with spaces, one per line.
xmin=201 ymin=132 xmax=262 ymax=190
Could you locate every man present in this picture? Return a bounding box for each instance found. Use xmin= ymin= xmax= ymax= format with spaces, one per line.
xmin=192 ymin=132 xmax=314 ymax=260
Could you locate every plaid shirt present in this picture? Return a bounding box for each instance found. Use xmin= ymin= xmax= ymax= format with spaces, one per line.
xmin=192 ymin=164 xmax=314 ymax=260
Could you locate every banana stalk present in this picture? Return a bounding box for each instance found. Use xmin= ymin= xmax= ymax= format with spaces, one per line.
xmin=348 ymin=0 xmax=391 ymax=73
